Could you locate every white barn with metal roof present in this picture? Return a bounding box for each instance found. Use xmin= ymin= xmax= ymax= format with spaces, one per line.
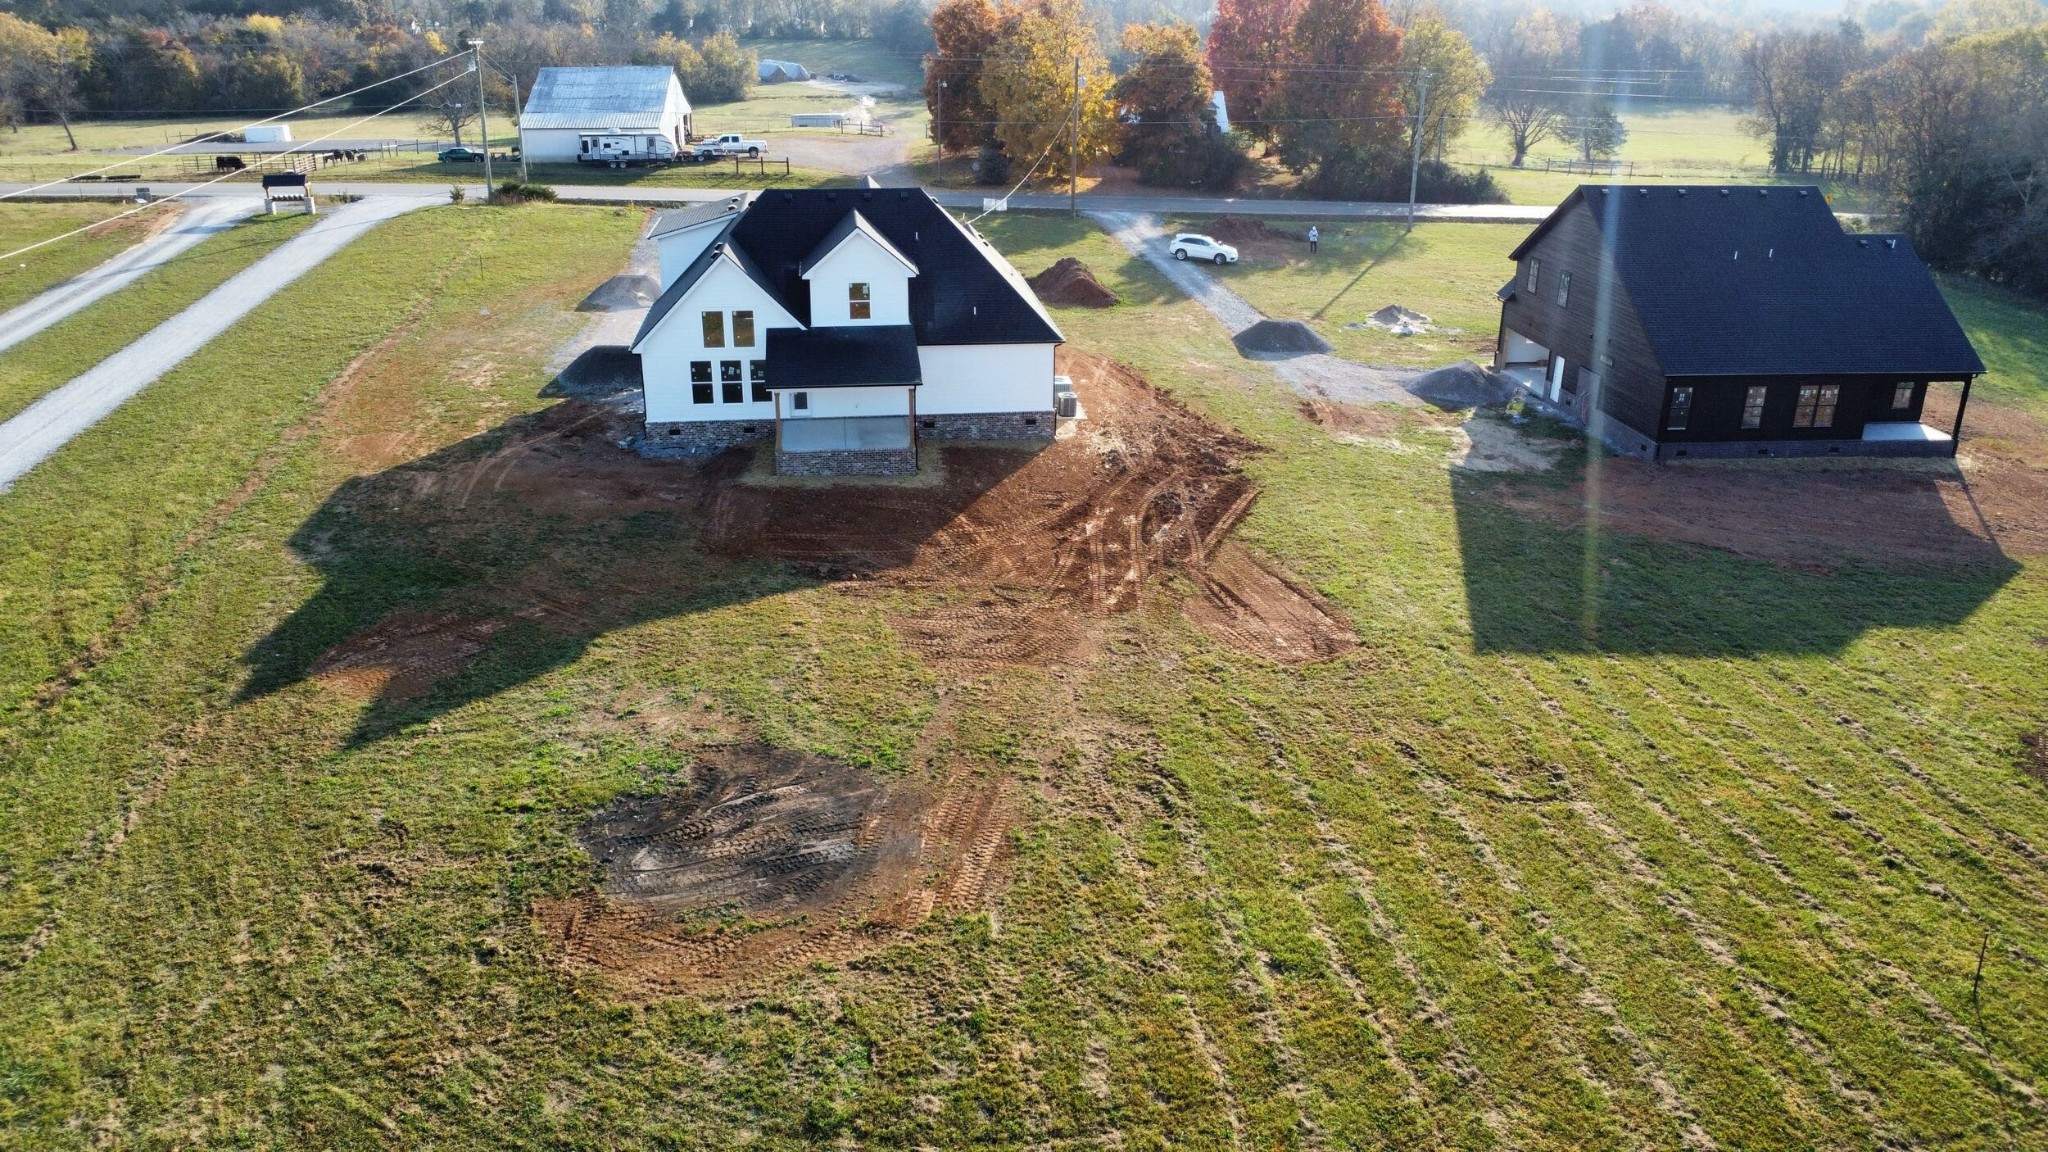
xmin=518 ymin=66 xmax=692 ymax=163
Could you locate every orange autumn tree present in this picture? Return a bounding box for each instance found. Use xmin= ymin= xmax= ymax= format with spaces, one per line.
xmin=1275 ymin=0 xmax=1406 ymax=196
xmin=1205 ymin=0 xmax=1304 ymax=144
xmin=923 ymin=0 xmax=1000 ymax=154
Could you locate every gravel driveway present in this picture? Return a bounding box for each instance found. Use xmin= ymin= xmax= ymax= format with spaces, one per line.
xmin=1092 ymin=210 xmax=1420 ymax=407
xmin=0 ymin=197 xmax=261 ymax=355
xmin=0 ymin=194 xmax=437 ymax=491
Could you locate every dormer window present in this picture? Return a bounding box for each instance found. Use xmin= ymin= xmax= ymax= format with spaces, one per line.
xmin=849 ymin=283 xmax=871 ymax=320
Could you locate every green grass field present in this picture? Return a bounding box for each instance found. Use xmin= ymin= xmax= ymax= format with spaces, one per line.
xmin=0 ymin=203 xmax=2043 ymax=1148
xmin=1441 ymin=105 xmax=1885 ymax=211
xmin=0 ymin=203 xmax=163 ymax=314
xmin=0 ymin=210 xmax=312 ymax=425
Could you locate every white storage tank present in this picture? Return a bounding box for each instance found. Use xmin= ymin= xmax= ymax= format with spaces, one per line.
xmin=244 ymin=124 xmax=293 ymax=144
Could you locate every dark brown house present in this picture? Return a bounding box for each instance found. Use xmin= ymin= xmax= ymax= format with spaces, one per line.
xmin=1495 ymin=185 xmax=1984 ymax=460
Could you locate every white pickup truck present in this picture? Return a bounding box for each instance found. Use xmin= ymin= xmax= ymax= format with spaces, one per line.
xmin=693 ymin=132 xmax=767 ymax=158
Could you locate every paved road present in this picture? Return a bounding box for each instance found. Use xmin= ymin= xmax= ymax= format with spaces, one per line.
xmin=0 ymin=197 xmax=262 ymax=356
xmin=0 ymin=194 xmax=438 ymax=492
xmin=0 ymin=180 xmax=1556 ymax=223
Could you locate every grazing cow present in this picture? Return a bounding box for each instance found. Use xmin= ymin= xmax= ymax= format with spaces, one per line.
xmin=215 ymin=155 xmax=246 ymax=171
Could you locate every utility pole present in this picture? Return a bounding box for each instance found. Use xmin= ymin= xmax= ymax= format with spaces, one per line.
xmin=936 ymin=80 xmax=947 ymax=161
xmin=1406 ymin=70 xmax=1429 ymax=231
xmin=469 ymin=40 xmax=493 ymax=195
xmin=1069 ymin=55 xmax=1080 ymax=217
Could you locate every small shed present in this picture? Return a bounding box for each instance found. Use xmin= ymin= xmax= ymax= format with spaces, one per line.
xmin=758 ymin=59 xmax=813 ymax=83
xmin=789 ymin=112 xmax=845 ymax=129
xmin=519 ymin=66 xmax=692 ymax=164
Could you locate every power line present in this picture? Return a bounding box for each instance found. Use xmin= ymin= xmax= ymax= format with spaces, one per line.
xmin=0 ymin=69 xmax=471 ymax=267
xmin=0 ymin=54 xmax=464 ymax=203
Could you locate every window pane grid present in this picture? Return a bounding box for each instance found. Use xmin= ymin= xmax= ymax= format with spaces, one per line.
xmin=1667 ymin=386 xmax=1693 ymax=431
xmin=849 ymin=283 xmax=871 ymax=320
xmin=1742 ymin=385 xmax=1766 ymax=430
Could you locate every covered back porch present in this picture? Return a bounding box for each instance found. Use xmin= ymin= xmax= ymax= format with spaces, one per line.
xmin=766 ymin=324 xmax=923 ymax=476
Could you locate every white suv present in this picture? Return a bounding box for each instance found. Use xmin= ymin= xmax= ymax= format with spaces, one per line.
xmin=1171 ymin=233 xmax=1239 ymax=265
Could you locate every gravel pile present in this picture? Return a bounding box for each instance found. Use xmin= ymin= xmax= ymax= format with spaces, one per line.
xmin=578 ymin=274 xmax=660 ymax=313
xmin=1407 ymin=360 xmax=1516 ymax=410
xmin=1232 ymin=319 xmax=1333 ymax=358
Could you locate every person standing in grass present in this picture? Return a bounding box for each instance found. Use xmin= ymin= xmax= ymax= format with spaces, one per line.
xmin=1308 ymin=225 xmax=1319 ymax=254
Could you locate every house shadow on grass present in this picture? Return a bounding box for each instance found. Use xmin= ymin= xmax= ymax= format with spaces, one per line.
xmin=237 ymin=400 xmax=1031 ymax=746
xmin=1453 ymin=459 xmax=2021 ymax=656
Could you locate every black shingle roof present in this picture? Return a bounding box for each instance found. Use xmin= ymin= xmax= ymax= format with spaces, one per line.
xmin=1512 ymin=185 xmax=1983 ymax=378
xmin=649 ymin=195 xmax=750 ymax=238
xmin=633 ymin=189 xmax=1060 ymax=351
xmin=799 ymin=209 xmax=918 ymax=277
xmin=766 ymin=325 xmax=922 ymax=387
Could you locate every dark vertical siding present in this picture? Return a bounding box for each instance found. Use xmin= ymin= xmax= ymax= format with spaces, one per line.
xmin=1657 ymin=376 xmax=1951 ymax=442
xmin=1496 ymin=199 xmax=1667 ymax=438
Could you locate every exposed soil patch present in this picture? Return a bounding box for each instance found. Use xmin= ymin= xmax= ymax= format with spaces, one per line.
xmin=1028 ymin=257 xmax=1118 ymax=308
xmin=1450 ymin=417 xmax=1567 ymax=473
xmin=1186 ymin=542 xmax=1357 ymax=664
xmin=294 ymin=349 xmax=1354 ymax=712
xmin=2023 ymin=731 xmax=2048 ymax=784
xmin=1206 ymin=215 xmax=1300 ymax=259
xmin=707 ymin=349 xmax=1350 ymax=667
xmin=310 ymin=610 xmax=506 ymax=701
xmin=1493 ymin=400 xmax=2048 ymax=570
xmin=534 ymin=744 xmax=1013 ymax=997
xmin=1234 ymin=319 xmax=1333 ymax=358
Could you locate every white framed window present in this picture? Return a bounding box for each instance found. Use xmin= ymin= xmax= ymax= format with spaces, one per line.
xmin=733 ymin=310 xmax=755 ymax=347
xmin=701 ymin=311 xmax=725 ymax=347
xmin=1793 ymin=385 xmax=1839 ymax=429
xmin=848 ymin=283 xmax=871 ymax=320
xmin=793 ymin=391 xmax=809 ymax=411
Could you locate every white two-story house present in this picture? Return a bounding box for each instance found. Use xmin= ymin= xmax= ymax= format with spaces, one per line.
xmin=629 ymin=187 xmax=1065 ymax=475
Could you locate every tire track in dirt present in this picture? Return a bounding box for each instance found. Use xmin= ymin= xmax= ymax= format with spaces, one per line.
xmin=1597 ymin=658 xmax=2046 ymax=1118
xmin=1065 ymin=720 xmax=1249 ymax=1150
xmin=1230 ymin=701 xmax=1503 ymax=1142
xmin=1161 ymin=805 xmax=1330 ymax=1151
xmin=1750 ymin=659 xmax=2048 ymax=879
xmin=1 ymin=270 xmax=462 ymax=976
xmin=1398 ymin=743 xmax=1721 ymax=1151
xmin=1512 ymin=661 xmax=1907 ymax=1128
xmin=1489 ymin=657 xmax=1899 ymax=1143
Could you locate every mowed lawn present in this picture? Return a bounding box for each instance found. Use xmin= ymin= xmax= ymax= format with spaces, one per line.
xmin=0 ymin=204 xmax=2044 ymax=1149
xmin=0 ymin=210 xmax=312 ymax=425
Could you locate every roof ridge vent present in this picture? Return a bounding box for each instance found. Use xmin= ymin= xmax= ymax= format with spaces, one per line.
xmin=1858 ymin=238 xmax=1869 ymax=247
xmin=1638 ymin=187 xmax=1649 ymax=196
xmin=1719 ymin=188 xmax=1730 ymax=196
xmin=1677 ymin=188 xmax=1687 ymax=196
xmin=1886 ymin=238 xmax=1897 ymax=249
xmin=1758 ymin=188 xmax=1768 ymax=196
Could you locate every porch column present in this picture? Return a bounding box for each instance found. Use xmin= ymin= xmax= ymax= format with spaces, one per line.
xmin=774 ymin=391 xmax=783 ymax=454
xmin=1950 ymin=376 xmax=1972 ymax=455
xmin=907 ymin=385 xmax=917 ymax=449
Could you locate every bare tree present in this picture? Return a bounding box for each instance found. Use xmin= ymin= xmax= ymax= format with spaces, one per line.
xmin=416 ymin=87 xmax=478 ymax=147
xmin=1482 ymin=10 xmax=1575 ymax=167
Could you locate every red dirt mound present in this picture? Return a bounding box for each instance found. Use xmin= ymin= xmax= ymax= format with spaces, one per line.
xmin=1207 ymin=215 xmax=1298 ymax=246
xmin=1028 ymin=257 xmax=1118 ymax=308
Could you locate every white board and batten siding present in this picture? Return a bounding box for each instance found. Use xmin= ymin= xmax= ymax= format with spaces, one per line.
xmin=802 ymin=229 xmax=914 ymax=328
xmin=636 ymin=260 xmax=795 ymax=425
xmin=916 ymin=344 xmax=1056 ymax=415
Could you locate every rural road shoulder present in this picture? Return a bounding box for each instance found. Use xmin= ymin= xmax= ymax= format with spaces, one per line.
xmin=0 ymin=197 xmax=263 ymax=355
xmin=0 ymin=194 xmax=438 ymax=492
xmin=0 ymin=181 xmax=1558 ymax=223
